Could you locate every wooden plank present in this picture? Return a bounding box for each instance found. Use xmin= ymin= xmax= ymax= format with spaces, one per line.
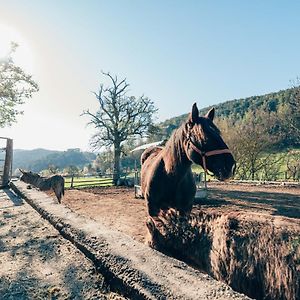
xmin=2 ymin=139 xmax=13 ymax=187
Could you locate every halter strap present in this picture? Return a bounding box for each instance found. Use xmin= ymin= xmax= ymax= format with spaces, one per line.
xmin=189 ymin=142 xmax=232 ymax=175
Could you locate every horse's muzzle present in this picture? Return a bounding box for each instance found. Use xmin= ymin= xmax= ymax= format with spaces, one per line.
xmin=214 ymin=160 xmax=236 ymax=181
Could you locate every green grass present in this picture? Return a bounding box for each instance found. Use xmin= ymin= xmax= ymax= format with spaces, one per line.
xmin=64 ymin=176 xmax=113 ymax=189
xmin=191 ymin=148 xmax=300 ymax=181
xmin=191 ymin=164 xmax=214 ymax=180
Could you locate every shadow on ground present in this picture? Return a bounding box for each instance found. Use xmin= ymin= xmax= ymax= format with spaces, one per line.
xmin=196 ymin=188 xmax=300 ymax=219
xmin=0 ymin=188 xmax=119 ymax=300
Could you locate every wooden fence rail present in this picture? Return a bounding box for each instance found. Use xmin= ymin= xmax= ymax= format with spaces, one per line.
xmin=64 ymin=173 xmax=128 ymax=189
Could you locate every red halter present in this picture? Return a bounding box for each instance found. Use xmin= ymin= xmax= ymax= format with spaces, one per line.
xmin=189 ymin=142 xmax=232 ymax=175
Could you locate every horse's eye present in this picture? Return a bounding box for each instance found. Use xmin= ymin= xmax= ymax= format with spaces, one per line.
xmin=191 ymin=135 xmax=203 ymax=147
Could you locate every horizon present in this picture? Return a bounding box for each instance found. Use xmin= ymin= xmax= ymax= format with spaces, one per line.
xmin=1 ymin=1 xmax=300 ymax=150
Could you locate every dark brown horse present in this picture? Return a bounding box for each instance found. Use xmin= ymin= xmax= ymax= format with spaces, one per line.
xmin=19 ymin=169 xmax=64 ymax=203
xmin=141 ymin=103 xmax=236 ymax=217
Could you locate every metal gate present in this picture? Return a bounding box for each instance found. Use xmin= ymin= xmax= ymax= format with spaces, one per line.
xmin=0 ymin=137 xmax=13 ymax=188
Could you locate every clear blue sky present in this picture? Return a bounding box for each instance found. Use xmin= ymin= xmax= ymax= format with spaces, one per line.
xmin=0 ymin=0 xmax=299 ymax=150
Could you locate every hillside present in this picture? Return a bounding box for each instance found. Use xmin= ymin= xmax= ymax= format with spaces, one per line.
xmin=156 ymin=88 xmax=298 ymax=146
xmin=13 ymin=148 xmax=96 ymax=173
xmin=160 ymin=88 xmax=294 ymax=128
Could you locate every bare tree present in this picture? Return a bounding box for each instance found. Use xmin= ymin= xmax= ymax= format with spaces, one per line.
xmin=288 ymin=80 xmax=300 ymax=141
xmin=286 ymin=150 xmax=300 ymax=181
xmin=260 ymin=154 xmax=284 ymax=181
xmin=82 ymin=71 xmax=157 ymax=183
xmin=218 ymin=111 xmax=279 ymax=180
xmin=276 ymin=81 xmax=300 ymax=147
xmin=47 ymin=164 xmax=59 ymax=175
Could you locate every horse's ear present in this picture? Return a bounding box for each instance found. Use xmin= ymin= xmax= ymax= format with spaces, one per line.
xmin=189 ymin=103 xmax=199 ymax=123
xmin=205 ymin=107 xmax=215 ymax=121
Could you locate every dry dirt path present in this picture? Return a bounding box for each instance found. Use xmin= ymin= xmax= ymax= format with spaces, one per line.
xmin=0 ymin=188 xmax=124 ymax=300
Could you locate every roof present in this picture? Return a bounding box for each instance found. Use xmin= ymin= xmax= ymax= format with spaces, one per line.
xmin=130 ymin=140 xmax=165 ymax=153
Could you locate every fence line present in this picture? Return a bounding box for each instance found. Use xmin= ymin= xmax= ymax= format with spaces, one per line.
xmin=64 ymin=173 xmax=133 ymax=189
xmin=63 ymin=171 xmax=299 ymax=189
xmin=0 ymin=137 xmax=13 ymax=187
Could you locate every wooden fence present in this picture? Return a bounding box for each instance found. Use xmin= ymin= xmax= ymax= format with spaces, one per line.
xmin=64 ymin=175 xmax=113 ymax=189
xmin=0 ymin=137 xmax=13 ymax=187
xmin=64 ymin=173 xmax=134 ymax=189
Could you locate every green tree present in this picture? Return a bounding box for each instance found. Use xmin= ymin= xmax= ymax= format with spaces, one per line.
xmin=92 ymin=151 xmax=114 ymax=175
xmin=64 ymin=165 xmax=80 ymax=176
xmin=0 ymin=43 xmax=39 ymax=127
xmin=82 ymin=71 xmax=157 ymax=184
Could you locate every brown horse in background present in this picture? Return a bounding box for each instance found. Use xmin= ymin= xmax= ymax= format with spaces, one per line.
xmin=141 ymin=103 xmax=236 ymax=217
xmin=19 ymin=169 xmax=64 ymax=203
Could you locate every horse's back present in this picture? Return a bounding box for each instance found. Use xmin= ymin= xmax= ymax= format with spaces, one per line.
xmin=141 ymin=146 xmax=164 ymax=186
xmin=51 ymin=175 xmax=65 ymax=202
xmin=141 ymin=146 xmax=163 ymax=165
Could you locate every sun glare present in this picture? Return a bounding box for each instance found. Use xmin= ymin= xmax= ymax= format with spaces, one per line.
xmin=0 ymin=24 xmax=34 ymax=72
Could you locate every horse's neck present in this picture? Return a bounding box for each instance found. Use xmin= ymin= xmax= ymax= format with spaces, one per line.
xmin=31 ymin=175 xmax=44 ymax=186
xmin=163 ymin=140 xmax=191 ymax=175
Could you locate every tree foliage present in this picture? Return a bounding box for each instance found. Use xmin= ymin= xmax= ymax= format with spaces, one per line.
xmin=157 ymin=87 xmax=299 ymax=149
xmin=0 ymin=43 xmax=39 ymax=127
xmin=82 ymin=71 xmax=157 ymax=182
xmin=92 ymin=151 xmax=114 ymax=175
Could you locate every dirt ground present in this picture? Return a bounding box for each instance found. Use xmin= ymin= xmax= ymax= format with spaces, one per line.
xmin=0 ymin=188 xmax=125 ymax=300
xmin=60 ymin=187 xmax=148 ymax=243
xmin=59 ymin=182 xmax=300 ymax=243
xmin=4 ymin=182 xmax=298 ymax=299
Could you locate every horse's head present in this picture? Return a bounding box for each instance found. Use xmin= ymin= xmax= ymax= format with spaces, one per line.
xmin=184 ymin=103 xmax=236 ymax=181
xmin=19 ymin=169 xmax=36 ymax=183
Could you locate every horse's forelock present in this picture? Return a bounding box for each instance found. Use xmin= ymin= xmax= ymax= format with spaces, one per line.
xmin=190 ymin=117 xmax=222 ymax=145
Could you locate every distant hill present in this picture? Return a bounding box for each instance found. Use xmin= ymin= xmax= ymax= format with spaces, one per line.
xmin=13 ymin=148 xmax=96 ymax=173
xmin=157 ymin=88 xmax=297 ymax=142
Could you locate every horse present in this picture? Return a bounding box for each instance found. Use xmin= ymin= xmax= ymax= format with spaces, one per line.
xmin=19 ymin=169 xmax=65 ymax=203
xmin=141 ymin=103 xmax=236 ymax=217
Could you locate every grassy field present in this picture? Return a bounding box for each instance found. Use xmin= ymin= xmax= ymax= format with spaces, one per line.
xmin=64 ymin=176 xmax=113 ymax=189
xmin=190 ymin=149 xmax=300 ymax=181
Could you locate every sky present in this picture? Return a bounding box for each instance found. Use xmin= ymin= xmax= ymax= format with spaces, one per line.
xmin=0 ymin=0 xmax=300 ymax=151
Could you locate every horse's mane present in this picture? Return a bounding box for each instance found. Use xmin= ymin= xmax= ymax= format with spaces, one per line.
xmin=164 ymin=121 xmax=189 ymax=173
xmin=163 ymin=117 xmax=222 ymax=173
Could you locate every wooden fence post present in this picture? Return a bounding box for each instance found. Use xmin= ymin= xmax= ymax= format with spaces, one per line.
xmin=70 ymin=175 xmax=74 ymax=188
xmin=2 ymin=138 xmax=13 ymax=187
